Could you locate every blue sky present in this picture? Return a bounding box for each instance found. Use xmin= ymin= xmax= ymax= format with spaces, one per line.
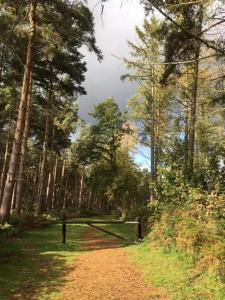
xmin=133 ymin=144 xmax=151 ymax=170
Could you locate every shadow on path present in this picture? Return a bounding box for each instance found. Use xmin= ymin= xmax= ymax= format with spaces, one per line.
xmin=0 ymin=222 xmax=131 ymax=299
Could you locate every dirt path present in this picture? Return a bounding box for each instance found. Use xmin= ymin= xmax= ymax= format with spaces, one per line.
xmin=60 ymin=227 xmax=169 ymax=300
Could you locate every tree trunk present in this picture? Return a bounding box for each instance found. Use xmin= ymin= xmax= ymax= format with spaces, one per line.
xmin=45 ymin=170 xmax=52 ymax=211
xmin=59 ymin=153 xmax=67 ymax=210
xmin=187 ymin=6 xmax=203 ymax=177
xmin=0 ymin=1 xmax=37 ymax=224
xmin=0 ymin=118 xmax=12 ymax=206
xmin=11 ymin=182 xmax=17 ymax=211
xmin=88 ymin=190 xmax=93 ymax=210
xmin=184 ymin=67 xmax=189 ymax=175
xmin=51 ymin=154 xmax=58 ymax=210
xmin=36 ymin=72 xmax=53 ymax=214
xmin=155 ymin=105 xmax=160 ymax=182
xmin=78 ymin=166 xmax=84 ymax=209
xmin=63 ymin=177 xmax=68 ymax=210
xmin=150 ymin=66 xmax=156 ymax=202
xmin=15 ymin=75 xmax=33 ymax=214
xmin=33 ymin=154 xmax=42 ymax=204
xmin=188 ymin=52 xmax=200 ymax=176
xmin=0 ymin=44 xmax=5 ymax=82
xmin=45 ymin=127 xmax=55 ymax=211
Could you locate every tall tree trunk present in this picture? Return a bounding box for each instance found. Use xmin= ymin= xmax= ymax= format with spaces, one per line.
xmin=188 ymin=52 xmax=200 ymax=176
xmin=0 ymin=1 xmax=37 ymax=224
xmin=51 ymin=154 xmax=58 ymax=210
xmin=187 ymin=6 xmax=203 ymax=177
xmin=0 ymin=44 xmax=5 ymax=82
xmin=59 ymin=153 xmax=67 ymax=210
xmin=45 ymin=170 xmax=51 ymax=210
xmin=24 ymin=159 xmax=32 ymax=212
xmin=63 ymin=177 xmax=68 ymax=210
xmin=45 ymin=127 xmax=55 ymax=211
xmin=36 ymin=73 xmax=53 ymax=214
xmin=88 ymin=190 xmax=93 ymax=210
xmin=184 ymin=67 xmax=189 ymax=175
xmin=33 ymin=154 xmax=42 ymax=204
xmin=184 ymin=103 xmax=189 ymax=172
xmin=73 ymin=169 xmax=79 ymax=208
xmin=78 ymin=166 xmax=84 ymax=209
xmin=150 ymin=66 xmax=156 ymax=202
xmin=155 ymin=105 xmax=160 ymax=182
xmin=0 ymin=117 xmax=12 ymax=206
xmin=11 ymin=182 xmax=17 ymax=211
xmin=15 ymin=75 xmax=33 ymax=214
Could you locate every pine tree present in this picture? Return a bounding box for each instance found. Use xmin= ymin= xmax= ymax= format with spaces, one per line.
xmin=0 ymin=1 xmax=37 ymax=224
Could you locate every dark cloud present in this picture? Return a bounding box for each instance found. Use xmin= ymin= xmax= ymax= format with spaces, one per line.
xmin=78 ymin=0 xmax=145 ymax=122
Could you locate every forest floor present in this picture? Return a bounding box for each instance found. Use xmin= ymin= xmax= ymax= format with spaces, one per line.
xmin=0 ymin=219 xmax=168 ymax=300
xmin=0 ymin=217 xmax=223 ymax=299
xmin=60 ymin=226 xmax=168 ymax=300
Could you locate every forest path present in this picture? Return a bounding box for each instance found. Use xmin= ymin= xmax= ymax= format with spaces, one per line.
xmin=60 ymin=226 xmax=169 ymax=300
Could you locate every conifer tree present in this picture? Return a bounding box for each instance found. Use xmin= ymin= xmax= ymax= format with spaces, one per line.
xmin=0 ymin=0 xmax=102 ymax=222
xmin=0 ymin=0 xmax=37 ymax=224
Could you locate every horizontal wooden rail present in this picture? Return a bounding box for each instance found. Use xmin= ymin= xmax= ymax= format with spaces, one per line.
xmin=124 ymin=221 xmax=139 ymax=224
xmin=57 ymin=220 xmax=140 ymax=225
xmin=62 ymin=220 xmax=125 ymax=224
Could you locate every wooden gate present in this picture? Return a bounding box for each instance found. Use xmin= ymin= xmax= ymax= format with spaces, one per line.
xmin=61 ymin=216 xmax=142 ymax=244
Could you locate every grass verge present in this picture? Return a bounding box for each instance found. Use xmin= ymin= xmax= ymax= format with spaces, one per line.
xmin=105 ymin=223 xmax=225 ymax=300
xmin=0 ymin=223 xmax=86 ymax=300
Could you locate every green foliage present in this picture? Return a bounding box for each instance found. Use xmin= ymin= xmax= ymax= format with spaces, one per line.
xmin=70 ymin=98 xmax=150 ymax=214
xmin=156 ymin=166 xmax=189 ymax=207
xmin=89 ymin=97 xmax=126 ymax=170
xmin=84 ymin=150 xmax=150 ymax=214
xmin=0 ymin=214 xmax=55 ymax=238
xmin=0 ymin=223 xmax=19 ymax=238
xmin=149 ymin=208 xmax=225 ymax=281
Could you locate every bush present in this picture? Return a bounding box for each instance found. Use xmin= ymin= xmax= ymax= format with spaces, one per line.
xmin=188 ymin=190 xmax=225 ymax=221
xmin=9 ymin=213 xmax=53 ymax=229
xmin=125 ymin=205 xmax=151 ymax=234
xmin=148 ymin=207 xmax=225 ymax=279
xmin=0 ymin=223 xmax=20 ymax=238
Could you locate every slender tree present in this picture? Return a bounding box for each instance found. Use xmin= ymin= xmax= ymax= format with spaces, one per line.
xmin=15 ymin=75 xmax=33 ymax=214
xmin=0 ymin=1 xmax=37 ymax=224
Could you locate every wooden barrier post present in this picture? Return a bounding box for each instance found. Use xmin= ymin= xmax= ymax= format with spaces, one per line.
xmin=135 ymin=217 xmax=142 ymax=242
xmin=62 ymin=215 xmax=67 ymax=244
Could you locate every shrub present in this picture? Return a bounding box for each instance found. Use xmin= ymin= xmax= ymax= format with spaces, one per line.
xmin=148 ymin=207 xmax=225 ymax=279
xmin=125 ymin=205 xmax=151 ymax=233
xmin=0 ymin=223 xmax=20 ymax=238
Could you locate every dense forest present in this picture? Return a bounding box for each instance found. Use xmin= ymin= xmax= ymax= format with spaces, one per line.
xmin=0 ymin=1 xmax=224 ymax=299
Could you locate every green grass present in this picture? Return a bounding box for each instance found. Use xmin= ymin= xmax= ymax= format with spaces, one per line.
xmin=105 ymin=223 xmax=136 ymax=243
xmin=128 ymin=241 xmax=225 ymax=300
xmin=0 ymin=223 xmax=87 ymax=300
xmin=105 ymin=223 xmax=225 ymax=300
